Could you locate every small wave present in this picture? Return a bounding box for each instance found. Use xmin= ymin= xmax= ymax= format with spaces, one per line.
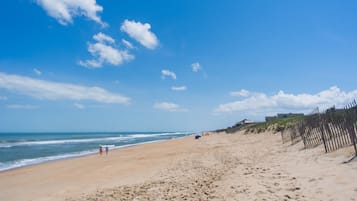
xmin=0 ymin=136 xmax=131 ymax=148
xmin=0 ymin=145 xmax=12 ymax=148
xmin=0 ymin=149 xmax=97 ymax=172
xmin=0 ymin=132 xmax=191 ymax=148
xmin=128 ymin=132 xmax=190 ymax=138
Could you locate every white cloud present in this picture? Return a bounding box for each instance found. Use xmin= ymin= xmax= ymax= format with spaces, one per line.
xmin=171 ymin=86 xmax=187 ymax=91
xmin=230 ymin=89 xmax=250 ymax=97
xmin=33 ymin=68 xmax=42 ymax=76
xmin=214 ymin=86 xmax=357 ymax=115
xmin=122 ymin=39 xmax=134 ymax=49
xmin=161 ymin=70 xmax=176 ymax=80
xmin=36 ymin=0 xmax=106 ymax=26
xmin=191 ymin=62 xmax=201 ymax=72
xmin=93 ymin=32 xmax=115 ymax=44
xmin=79 ymin=59 xmax=101 ymax=68
xmin=74 ymin=103 xmax=85 ymax=109
xmin=6 ymin=104 xmax=39 ymax=109
xmin=80 ymin=33 xmax=134 ymax=68
xmin=120 ymin=19 xmax=159 ymax=49
xmin=0 ymin=72 xmax=130 ymax=104
xmin=153 ymin=102 xmax=187 ymax=112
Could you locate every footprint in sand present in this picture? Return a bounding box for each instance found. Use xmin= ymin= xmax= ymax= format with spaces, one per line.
xmin=308 ymin=178 xmax=316 ymax=182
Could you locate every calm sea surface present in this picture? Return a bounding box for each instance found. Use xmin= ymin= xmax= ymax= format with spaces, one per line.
xmin=0 ymin=132 xmax=192 ymax=171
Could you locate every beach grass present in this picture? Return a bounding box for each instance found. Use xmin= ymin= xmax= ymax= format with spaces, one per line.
xmin=245 ymin=115 xmax=305 ymax=133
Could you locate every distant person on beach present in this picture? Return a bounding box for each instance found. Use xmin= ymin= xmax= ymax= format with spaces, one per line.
xmin=99 ymin=146 xmax=103 ymax=155
xmin=105 ymin=146 xmax=109 ymax=155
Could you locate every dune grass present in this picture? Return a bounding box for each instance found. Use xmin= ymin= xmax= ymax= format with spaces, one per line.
xmin=245 ymin=115 xmax=305 ymax=133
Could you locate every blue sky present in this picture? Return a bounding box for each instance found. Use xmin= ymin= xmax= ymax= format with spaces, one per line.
xmin=1 ymin=0 xmax=357 ymax=132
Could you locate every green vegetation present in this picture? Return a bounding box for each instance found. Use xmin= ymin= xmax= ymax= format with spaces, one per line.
xmin=214 ymin=115 xmax=305 ymax=134
xmin=245 ymin=115 xmax=305 ymax=134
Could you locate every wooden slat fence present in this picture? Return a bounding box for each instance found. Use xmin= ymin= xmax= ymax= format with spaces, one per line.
xmin=281 ymin=101 xmax=357 ymax=156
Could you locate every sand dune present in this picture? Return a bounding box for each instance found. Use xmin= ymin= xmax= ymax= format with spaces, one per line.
xmin=1 ymin=131 xmax=356 ymax=201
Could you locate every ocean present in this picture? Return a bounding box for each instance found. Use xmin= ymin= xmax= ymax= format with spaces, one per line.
xmin=0 ymin=131 xmax=193 ymax=172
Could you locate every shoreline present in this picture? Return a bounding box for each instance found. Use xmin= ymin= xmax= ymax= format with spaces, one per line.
xmin=0 ymin=134 xmax=198 ymax=201
xmin=0 ymin=133 xmax=192 ymax=173
xmin=1 ymin=131 xmax=356 ymax=201
xmin=0 ymin=136 xmax=188 ymax=173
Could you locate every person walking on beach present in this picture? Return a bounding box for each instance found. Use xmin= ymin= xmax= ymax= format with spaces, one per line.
xmin=105 ymin=146 xmax=109 ymax=155
xmin=99 ymin=146 xmax=103 ymax=155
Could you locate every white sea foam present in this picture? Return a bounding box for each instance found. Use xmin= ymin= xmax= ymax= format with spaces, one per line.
xmin=0 ymin=136 xmax=131 ymax=148
xmin=128 ymin=132 xmax=189 ymax=138
xmin=0 ymin=132 xmax=189 ymax=148
xmin=0 ymin=144 xmax=12 ymax=148
xmin=0 ymin=149 xmax=97 ymax=172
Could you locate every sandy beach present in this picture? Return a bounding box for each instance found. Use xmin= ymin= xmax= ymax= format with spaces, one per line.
xmin=0 ymin=131 xmax=356 ymax=201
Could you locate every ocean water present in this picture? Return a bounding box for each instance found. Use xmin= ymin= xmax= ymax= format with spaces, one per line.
xmin=0 ymin=132 xmax=192 ymax=172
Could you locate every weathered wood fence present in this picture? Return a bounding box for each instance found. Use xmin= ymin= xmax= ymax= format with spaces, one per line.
xmin=281 ymin=101 xmax=357 ymax=155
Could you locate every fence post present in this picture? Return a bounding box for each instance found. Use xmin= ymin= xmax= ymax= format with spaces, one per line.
xmin=345 ymin=104 xmax=357 ymax=156
xmin=320 ymin=124 xmax=328 ymax=153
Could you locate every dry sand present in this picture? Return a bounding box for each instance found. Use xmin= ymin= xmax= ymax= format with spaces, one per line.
xmin=0 ymin=131 xmax=357 ymax=201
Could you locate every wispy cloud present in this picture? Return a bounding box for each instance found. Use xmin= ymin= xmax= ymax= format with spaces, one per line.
xmin=122 ymin=39 xmax=134 ymax=49
xmin=161 ymin=70 xmax=176 ymax=80
xmin=191 ymin=62 xmax=201 ymax=72
xmin=74 ymin=103 xmax=85 ymax=109
xmin=153 ymin=102 xmax=187 ymax=112
xmin=93 ymin=32 xmax=115 ymax=44
xmin=171 ymin=86 xmax=187 ymax=91
xmin=36 ymin=0 xmax=106 ymax=26
xmin=121 ymin=19 xmax=159 ymax=49
xmin=0 ymin=72 xmax=130 ymax=104
xmin=230 ymin=89 xmax=250 ymax=97
xmin=79 ymin=33 xmax=134 ymax=68
xmin=214 ymin=86 xmax=357 ymax=115
xmin=33 ymin=68 xmax=42 ymax=76
xmin=6 ymin=104 xmax=39 ymax=110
